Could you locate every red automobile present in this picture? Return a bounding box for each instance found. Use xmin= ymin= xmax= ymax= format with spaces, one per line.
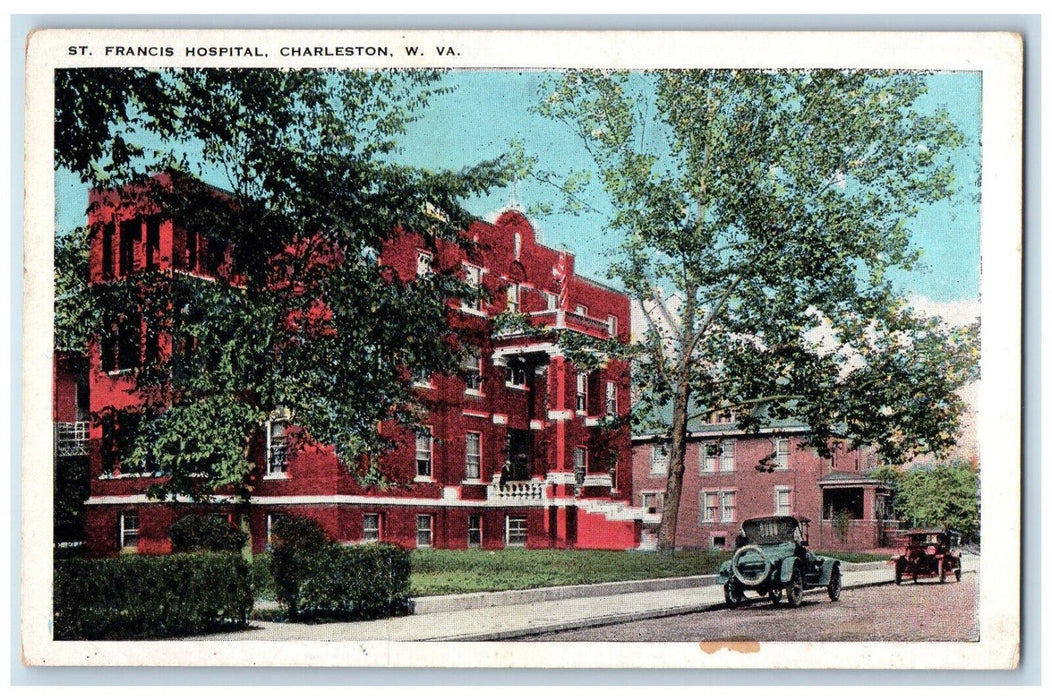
xmin=891 ymin=529 xmax=963 ymax=584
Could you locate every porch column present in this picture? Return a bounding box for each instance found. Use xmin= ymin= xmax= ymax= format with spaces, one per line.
xmin=863 ymin=485 xmax=876 ymax=520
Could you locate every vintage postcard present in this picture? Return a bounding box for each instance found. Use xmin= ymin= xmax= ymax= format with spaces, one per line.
xmin=22 ymin=29 xmax=1022 ymax=669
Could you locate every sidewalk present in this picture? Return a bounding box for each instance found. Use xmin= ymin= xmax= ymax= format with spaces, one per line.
xmin=200 ymin=554 xmax=977 ymax=642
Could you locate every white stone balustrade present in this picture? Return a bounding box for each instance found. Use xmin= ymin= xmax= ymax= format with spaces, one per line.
xmin=486 ymin=480 xmax=547 ymax=502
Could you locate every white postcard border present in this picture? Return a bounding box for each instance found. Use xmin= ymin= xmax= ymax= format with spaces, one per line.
xmin=21 ymin=28 xmax=1022 ymax=669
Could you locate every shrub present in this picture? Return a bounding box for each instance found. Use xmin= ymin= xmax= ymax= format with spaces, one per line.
xmin=296 ymin=544 xmax=412 ymax=620
xmin=834 ymin=510 xmax=851 ymax=543
xmin=169 ymin=514 xmax=248 ymax=553
xmin=53 ymin=552 xmax=252 ymax=640
xmin=270 ymin=515 xmax=332 ymax=619
xmin=269 ymin=515 xmax=410 ymax=621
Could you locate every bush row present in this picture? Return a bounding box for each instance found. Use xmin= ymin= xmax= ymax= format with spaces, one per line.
xmin=54 ymin=552 xmax=252 ymax=640
xmin=271 ymin=516 xmax=411 ymax=621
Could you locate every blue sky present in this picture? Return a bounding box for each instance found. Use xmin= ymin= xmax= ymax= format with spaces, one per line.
xmin=55 ymin=70 xmax=981 ymax=302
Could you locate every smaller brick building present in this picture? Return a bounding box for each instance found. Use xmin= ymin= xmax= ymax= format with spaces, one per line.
xmin=631 ymin=417 xmax=895 ymax=551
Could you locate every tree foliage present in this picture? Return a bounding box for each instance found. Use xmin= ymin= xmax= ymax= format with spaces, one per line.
xmin=533 ymin=70 xmax=979 ymax=549
xmin=55 ymin=68 xmax=507 ymax=500
xmin=873 ymin=461 xmax=979 ymax=539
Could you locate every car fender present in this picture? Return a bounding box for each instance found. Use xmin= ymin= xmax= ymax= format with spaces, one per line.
xmin=778 ymin=556 xmax=801 ymax=585
xmin=818 ymin=559 xmax=840 ymax=587
xmin=716 ymin=562 xmax=733 ymax=585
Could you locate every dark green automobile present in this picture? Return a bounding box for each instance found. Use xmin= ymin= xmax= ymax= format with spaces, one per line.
xmin=717 ymin=515 xmax=842 ymax=608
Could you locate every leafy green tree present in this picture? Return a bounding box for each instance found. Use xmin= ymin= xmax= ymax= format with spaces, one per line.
xmin=533 ymin=70 xmax=979 ymax=550
xmin=55 ymin=69 xmax=506 ymax=501
xmin=891 ymin=461 xmax=980 ymax=539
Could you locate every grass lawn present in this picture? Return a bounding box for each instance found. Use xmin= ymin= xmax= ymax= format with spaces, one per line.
xmin=251 ymin=548 xmax=893 ymax=601
xmin=813 ymin=550 xmax=891 ymax=563
xmin=410 ymin=548 xmax=728 ymax=597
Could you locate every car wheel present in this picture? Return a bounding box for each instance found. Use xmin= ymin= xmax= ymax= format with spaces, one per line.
xmin=894 ymin=561 xmax=903 ymax=585
xmin=769 ymin=587 xmax=783 ymax=605
xmin=955 ymin=562 xmax=962 ymax=582
xmin=731 ymin=545 xmax=771 ymax=586
xmin=912 ymin=569 xmax=918 ymax=584
xmin=938 ymin=559 xmax=946 ymax=584
xmin=786 ymin=567 xmax=804 ymax=608
xmin=724 ymin=580 xmax=744 ymax=608
xmin=827 ymin=567 xmax=842 ymax=602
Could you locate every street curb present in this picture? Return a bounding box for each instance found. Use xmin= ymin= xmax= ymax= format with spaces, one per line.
xmin=411 ymin=559 xmax=889 ymax=615
xmin=412 ymin=573 xmax=718 ymax=615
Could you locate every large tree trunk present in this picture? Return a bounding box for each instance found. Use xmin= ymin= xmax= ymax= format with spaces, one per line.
xmin=657 ymin=376 xmax=691 ymax=552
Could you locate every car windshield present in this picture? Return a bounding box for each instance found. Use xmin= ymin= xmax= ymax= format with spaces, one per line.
xmin=742 ymin=518 xmax=799 ymax=545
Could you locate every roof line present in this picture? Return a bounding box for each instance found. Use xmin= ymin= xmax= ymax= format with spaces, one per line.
xmin=575 ymin=272 xmax=627 ymax=296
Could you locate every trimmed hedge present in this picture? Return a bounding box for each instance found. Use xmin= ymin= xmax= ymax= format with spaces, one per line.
xmin=295 ymin=544 xmax=412 ymax=620
xmin=169 ymin=514 xmax=247 ymax=553
xmin=270 ymin=515 xmax=410 ymax=621
xmin=54 ymin=552 xmax=252 ymax=640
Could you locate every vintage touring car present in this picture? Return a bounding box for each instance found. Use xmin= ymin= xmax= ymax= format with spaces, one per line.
xmin=717 ymin=515 xmax=842 ymax=608
xmin=891 ymin=528 xmax=963 ymax=584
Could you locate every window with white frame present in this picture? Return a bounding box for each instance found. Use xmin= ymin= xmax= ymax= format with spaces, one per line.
xmin=363 ymin=513 xmax=381 ymax=542
xmin=607 ymin=314 xmax=618 ymax=338
xmin=707 ymin=410 xmax=734 ymax=424
xmin=462 ymin=353 xmax=483 ymax=393
xmin=721 ymin=491 xmax=736 ymax=522
xmin=504 ymin=363 xmax=527 ymax=388
xmin=701 ymin=492 xmax=719 ymax=523
xmin=506 ymin=515 xmax=528 ymax=547
xmin=416 ymin=514 xmax=433 ymax=548
xmin=266 ymin=420 xmax=288 ymax=476
xmin=416 ymin=250 xmax=432 ymax=277
xmin=772 ymin=437 xmax=790 ymax=470
xmin=462 ymin=264 xmax=483 ymax=312
xmin=574 ymin=304 xmax=588 ymax=316
xmin=574 ymin=446 xmax=588 ymax=485
xmin=543 ymin=291 xmax=558 ymax=310
xmin=465 ymin=432 xmax=482 ymax=480
xmin=700 ymin=442 xmax=718 ymax=473
xmin=575 ymin=372 xmax=587 ymax=412
xmin=415 ymin=427 xmax=433 ymax=478
xmin=720 ymin=439 xmax=735 ymax=472
xmin=775 ymin=487 xmax=792 ymax=516
xmin=650 ymin=443 xmax=670 ymax=474
xmin=119 ymin=511 xmax=140 ymax=549
xmin=506 ymin=284 xmax=520 ymax=313
xmin=605 ymin=381 xmax=617 ymax=416
xmin=642 ymin=492 xmax=663 ymax=514
xmin=468 ymin=514 xmax=483 ymax=548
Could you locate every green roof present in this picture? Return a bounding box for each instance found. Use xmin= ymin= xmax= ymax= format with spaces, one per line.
xmin=631 ymin=401 xmax=809 ymax=439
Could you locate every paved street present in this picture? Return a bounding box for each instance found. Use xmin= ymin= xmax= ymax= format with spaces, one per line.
xmin=515 ymin=572 xmax=979 ymax=642
xmin=192 ymin=555 xmax=978 ymax=642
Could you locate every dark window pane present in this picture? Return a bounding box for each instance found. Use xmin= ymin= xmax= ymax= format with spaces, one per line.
xmin=101 ymin=222 xmax=115 ymax=279
xmin=119 ymin=219 xmax=139 ymax=276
